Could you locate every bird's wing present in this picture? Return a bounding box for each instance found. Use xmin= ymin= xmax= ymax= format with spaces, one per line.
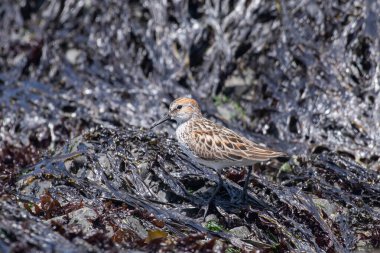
xmin=188 ymin=119 xmax=285 ymax=162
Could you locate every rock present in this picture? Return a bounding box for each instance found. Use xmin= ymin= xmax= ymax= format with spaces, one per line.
xmin=205 ymin=214 xmax=219 ymax=223
xmin=48 ymin=207 xmax=98 ymax=234
xmin=17 ymin=180 xmax=52 ymax=198
xmin=65 ymin=49 xmax=83 ymax=65
xmin=313 ymin=198 xmax=338 ymax=219
xmin=229 ymin=226 xmax=251 ymax=239
xmin=98 ymin=154 xmax=111 ymax=170
xmin=157 ymin=190 xmax=169 ymax=202
xmin=217 ymin=103 xmax=238 ymax=122
xmin=122 ymin=216 xmax=148 ymax=239
xmin=225 ymin=75 xmax=246 ymax=88
xmin=137 ymin=161 xmax=149 ymax=172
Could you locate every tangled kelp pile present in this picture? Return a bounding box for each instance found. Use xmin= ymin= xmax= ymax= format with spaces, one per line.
xmin=0 ymin=0 xmax=380 ymax=252
xmin=5 ymin=126 xmax=380 ymax=252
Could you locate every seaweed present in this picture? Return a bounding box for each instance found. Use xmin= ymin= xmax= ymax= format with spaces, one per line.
xmin=0 ymin=0 xmax=379 ymax=251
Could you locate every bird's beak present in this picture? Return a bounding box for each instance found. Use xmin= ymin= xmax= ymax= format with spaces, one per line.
xmin=149 ymin=114 xmax=170 ymax=129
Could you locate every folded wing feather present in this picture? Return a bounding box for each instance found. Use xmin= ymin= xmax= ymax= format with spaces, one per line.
xmin=188 ymin=119 xmax=285 ymax=162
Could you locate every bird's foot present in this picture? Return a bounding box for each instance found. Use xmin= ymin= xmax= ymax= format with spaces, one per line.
xmin=239 ymin=166 xmax=253 ymax=205
xmin=198 ymin=190 xmax=218 ymax=220
xmin=198 ymin=170 xmax=223 ymax=220
xmin=240 ymin=191 xmax=248 ymax=204
xmin=200 ymin=202 xmax=211 ymax=221
xmin=199 ymin=184 xmax=222 ymax=220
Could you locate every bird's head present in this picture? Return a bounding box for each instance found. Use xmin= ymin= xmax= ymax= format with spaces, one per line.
xmin=150 ymin=97 xmax=202 ymax=129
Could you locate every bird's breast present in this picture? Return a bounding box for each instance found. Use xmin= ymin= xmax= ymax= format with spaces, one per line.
xmin=176 ymin=122 xmax=200 ymax=158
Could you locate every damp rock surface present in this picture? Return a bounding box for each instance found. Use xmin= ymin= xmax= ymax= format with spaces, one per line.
xmin=0 ymin=0 xmax=379 ymax=252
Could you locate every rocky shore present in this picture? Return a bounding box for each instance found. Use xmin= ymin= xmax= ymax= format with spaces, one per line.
xmin=1 ymin=0 xmax=379 ymax=252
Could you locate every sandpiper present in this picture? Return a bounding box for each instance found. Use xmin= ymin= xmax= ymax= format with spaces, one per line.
xmin=150 ymin=97 xmax=286 ymax=209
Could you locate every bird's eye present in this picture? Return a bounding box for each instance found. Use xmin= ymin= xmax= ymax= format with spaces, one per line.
xmin=176 ymin=105 xmax=183 ymax=110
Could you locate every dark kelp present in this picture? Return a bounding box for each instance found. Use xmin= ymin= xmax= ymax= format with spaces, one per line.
xmin=0 ymin=0 xmax=379 ymax=252
xmin=7 ymin=126 xmax=379 ymax=252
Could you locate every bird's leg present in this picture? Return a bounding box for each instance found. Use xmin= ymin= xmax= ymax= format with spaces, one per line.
xmin=241 ymin=166 xmax=253 ymax=202
xmin=209 ymin=169 xmax=223 ymax=203
xmin=202 ymin=169 xmax=223 ymax=220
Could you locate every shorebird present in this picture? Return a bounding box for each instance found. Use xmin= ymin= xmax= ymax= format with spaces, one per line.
xmin=150 ymin=97 xmax=286 ymax=211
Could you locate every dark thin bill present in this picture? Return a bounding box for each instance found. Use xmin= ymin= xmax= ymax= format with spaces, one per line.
xmin=150 ymin=114 xmax=170 ymax=129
